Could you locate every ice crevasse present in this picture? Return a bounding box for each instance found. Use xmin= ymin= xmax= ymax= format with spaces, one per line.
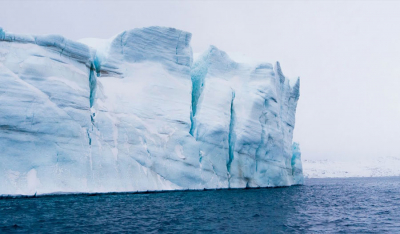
xmin=0 ymin=26 xmax=303 ymax=195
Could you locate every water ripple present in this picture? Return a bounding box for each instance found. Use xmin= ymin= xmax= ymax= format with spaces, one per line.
xmin=0 ymin=177 xmax=399 ymax=233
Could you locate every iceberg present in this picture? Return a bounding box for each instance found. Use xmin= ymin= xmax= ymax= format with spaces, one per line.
xmin=0 ymin=26 xmax=302 ymax=195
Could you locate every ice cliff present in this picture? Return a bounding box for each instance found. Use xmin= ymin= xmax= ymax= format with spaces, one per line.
xmin=0 ymin=26 xmax=302 ymax=195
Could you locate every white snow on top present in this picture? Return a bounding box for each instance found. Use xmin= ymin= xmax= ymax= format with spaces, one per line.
xmin=78 ymin=37 xmax=113 ymax=62
xmin=194 ymin=50 xmax=299 ymax=88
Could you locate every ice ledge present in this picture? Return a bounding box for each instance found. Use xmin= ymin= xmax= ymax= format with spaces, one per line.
xmin=0 ymin=27 xmax=93 ymax=67
xmin=79 ymin=26 xmax=193 ymax=77
xmin=0 ymin=26 xmax=193 ymax=74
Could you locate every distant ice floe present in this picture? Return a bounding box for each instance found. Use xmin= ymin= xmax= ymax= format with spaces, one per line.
xmin=303 ymin=156 xmax=400 ymax=178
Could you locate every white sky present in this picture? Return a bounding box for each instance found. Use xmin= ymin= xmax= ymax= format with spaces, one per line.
xmin=1 ymin=0 xmax=399 ymax=161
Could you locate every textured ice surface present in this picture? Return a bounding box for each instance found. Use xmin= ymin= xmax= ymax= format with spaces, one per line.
xmin=0 ymin=26 xmax=302 ymax=195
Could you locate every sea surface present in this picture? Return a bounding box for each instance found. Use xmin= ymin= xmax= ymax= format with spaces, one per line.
xmin=1 ymin=177 xmax=399 ymax=233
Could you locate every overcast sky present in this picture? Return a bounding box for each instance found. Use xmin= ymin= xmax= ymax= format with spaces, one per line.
xmin=1 ymin=0 xmax=399 ymax=161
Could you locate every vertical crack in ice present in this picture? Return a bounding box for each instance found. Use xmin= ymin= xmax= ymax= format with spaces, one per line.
xmin=176 ymin=31 xmax=182 ymax=57
xmin=86 ymin=128 xmax=93 ymax=172
xmin=89 ymin=63 xmax=97 ymax=108
xmin=189 ymin=53 xmax=209 ymax=137
xmin=227 ymin=90 xmax=236 ymax=187
xmin=199 ymin=150 xmax=203 ymax=163
xmin=86 ymin=129 xmax=92 ymax=146
xmin=93 ymin=54 xmax=101 ymax=77
xmin=89 ymin=50 xmax=101 ymax=108
xmin=87 ymin=53 xmax=100 ymax=175
xmin=120 ymin=31 xmax=127 ymax=56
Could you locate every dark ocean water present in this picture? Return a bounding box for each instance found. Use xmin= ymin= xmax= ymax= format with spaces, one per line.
xmin=1 ymin=177 xmax=399 ymax=233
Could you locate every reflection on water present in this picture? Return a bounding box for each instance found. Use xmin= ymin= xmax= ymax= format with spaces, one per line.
xmin=1 ymin=177 xmax=400 ymax=233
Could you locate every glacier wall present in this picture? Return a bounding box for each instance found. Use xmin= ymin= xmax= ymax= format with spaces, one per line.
xmin=0 ymin=26 xmax=302 ymax=195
